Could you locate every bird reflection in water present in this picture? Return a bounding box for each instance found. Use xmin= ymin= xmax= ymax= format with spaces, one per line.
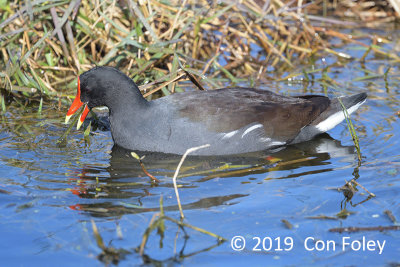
xmin=68 ymin=134 xmax=357 ymax=218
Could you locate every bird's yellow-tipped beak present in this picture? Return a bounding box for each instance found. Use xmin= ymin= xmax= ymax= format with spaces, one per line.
xmin=77 ymin=104 xmax=89 ymax=130
xmin=65 ymin=77 xmax=90 ymax=129
xmin=65 ymin=114 xmax=72 ymax=124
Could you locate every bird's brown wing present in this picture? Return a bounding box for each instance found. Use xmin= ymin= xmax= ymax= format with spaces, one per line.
xmin=172 ymin=87 xmax=330 ymax=142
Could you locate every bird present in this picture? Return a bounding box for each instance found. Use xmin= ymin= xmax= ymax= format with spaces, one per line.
xmin=65 ymin=66 xmax=367 ymax=156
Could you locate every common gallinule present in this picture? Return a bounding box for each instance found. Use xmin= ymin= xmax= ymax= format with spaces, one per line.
xmin=65 ymin=66 xmax=367 ymax=155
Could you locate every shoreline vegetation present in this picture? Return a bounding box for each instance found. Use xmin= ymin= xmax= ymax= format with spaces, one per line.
xmin=0 ymin=0 xmax=399 ymax=108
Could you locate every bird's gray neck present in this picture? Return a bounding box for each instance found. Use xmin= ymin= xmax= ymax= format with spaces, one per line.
xmin=106 ymin=80 xmax=150 ymax=116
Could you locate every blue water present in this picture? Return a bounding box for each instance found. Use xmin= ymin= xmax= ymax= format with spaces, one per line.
xmin=0 ymin=31 xmax=399 ymax=266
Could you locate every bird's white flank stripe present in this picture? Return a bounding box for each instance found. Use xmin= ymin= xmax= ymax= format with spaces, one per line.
xmin=222 ymin=130 xmax=238 ymax=139
xmin=259 ymin=137 xmax=271 ymax=142
xmin=270 ymin=141 xmax=285 ymax=146
xmin=242 ymin=124 xmax=263 ymax=138
xmin=259 ymin=138 xmax=284 ymax=146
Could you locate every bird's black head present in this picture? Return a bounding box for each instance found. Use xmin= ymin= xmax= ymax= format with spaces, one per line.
xmin=65 ymin=66 xmax=144 ymax=129
xmin=79 ymin=66 xmax=130 ymax=109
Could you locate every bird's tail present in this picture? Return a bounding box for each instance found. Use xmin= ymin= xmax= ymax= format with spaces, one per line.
xmin=291 ymin=92 xmax=367 ymax=144
xmin=311 ymin=92 xmax=367 ymax=132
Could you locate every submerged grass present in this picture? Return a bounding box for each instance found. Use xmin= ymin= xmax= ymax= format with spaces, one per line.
xmin=337 ymin=97 xmax=363 ymax=164
xmin=138 ymin=195 xmax=225 ymax=259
